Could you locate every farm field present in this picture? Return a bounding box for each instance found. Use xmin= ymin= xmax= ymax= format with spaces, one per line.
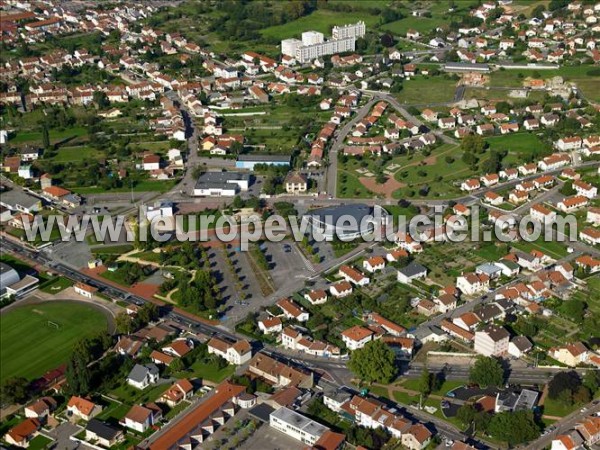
xmin=0 ymin=301 xmax=108 ymax=382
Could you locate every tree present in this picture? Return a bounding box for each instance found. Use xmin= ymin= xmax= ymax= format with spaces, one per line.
xmin=348 ymin=340 xmax=397 ymax=383
xmin=93 ymin=91 xmax=109 ymax=109
xmin=560 ymin=180 xmax=576 ymax=196
xmin=115 ymin=312 xmax=133 ymax=335
xmin=582 ymin=370 xmax=600 ymax=396
xmin=461 ymin=134 xmax=486 ymax=154
xmin=418 ymin=366 xmax=432 ymax=398
xmin=232 ymin=195 xmax=244 ymax=209
xmin=548 ymin=371 xmax=581 ymax=404
xmin=1 ymin=377 xmax=29 ymax=404
xmin=469 ymin=356 xmax=504 ymax=387
xmin=487 ymin=411 xmax=540 ymax=445
xmin=456 ymin=403 xmax=476 ymax=427
xmin=41 ymin=125 xmax=50 ymax=150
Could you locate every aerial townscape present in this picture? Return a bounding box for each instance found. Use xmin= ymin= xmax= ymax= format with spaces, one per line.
xmin=1 ymin=1 xmax=600 ymax=450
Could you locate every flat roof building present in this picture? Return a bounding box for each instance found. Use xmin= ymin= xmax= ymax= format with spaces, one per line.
xmin=269 ymin=406 xmax=329 ymax=445
xmin=193 ymin=172 xmax=250 ymax=197
xmin=306 ymin=204 xmax=387 ymax=240
xmin=235 ymin=154 xmax=291 ymax=170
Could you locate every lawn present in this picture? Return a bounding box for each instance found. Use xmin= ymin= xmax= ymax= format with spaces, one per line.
xmin=39 ymin=276 xmax=74 ymax=294
xmin=382 ymin=16 xmax=447 ymax=35
xmin=543 ymin=397 xmax=580 ymax=418
xmin=178 ymin=360 xmax=235 ymax=383
xmin=0 ymin=301 xmax=108 ymax=382
xmin=27 ymin=435 xmax=53 ymax=450
xmin=72 ymin=180 xmax=178 ymax=194
xmin=485 ymin=133 xmax=550 ymax=160
xmin=50 ymin=146 xmax=102 ymax=163
xmin=260 ymin=9 xmax=380 ymax=40
xmin=511 ymin=236 xmax=568 ymax=260
xmin=8 ymin=126 xmax=88 ymax=145
xmin=395 ymin=76 xmax=458 ymax=104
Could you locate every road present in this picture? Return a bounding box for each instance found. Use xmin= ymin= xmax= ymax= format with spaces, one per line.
xmin=4 ymin=236 xmax=600 ymax=450
xmin=523 ymin=401 xmax=600 ymax=450
xmin=325 ymin=96 xmax=381 ymax=196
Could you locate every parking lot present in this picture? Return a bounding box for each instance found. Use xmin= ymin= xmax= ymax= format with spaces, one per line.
xmin=262 ymin=241 xmax=314 ymax=287
xmin=238 ymin=423 xmax=304 ymax=450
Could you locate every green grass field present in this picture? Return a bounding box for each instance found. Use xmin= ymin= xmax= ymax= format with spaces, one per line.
xmin=39 ymin=277 xmax=74 ymax=294
xmin=382 ymin=16 xmax=446 ymax=35
xmin=485 ymin=133 xmax=550 ymax=160
xmin=260 ymin=9 xmax=380 ymax=40
xmin=0 ymin=302 xmax=108 ymax=382
xmin=51 ymin=146 xmax=101 ymax=162
xmin=395 ymin=76 xmax=458 ymax=104
xmin=8 ymin=126 xmax=88 ymax=145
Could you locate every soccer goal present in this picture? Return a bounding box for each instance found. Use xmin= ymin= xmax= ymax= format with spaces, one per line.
xmin=47 ymin=321 xmax=60 ymax=330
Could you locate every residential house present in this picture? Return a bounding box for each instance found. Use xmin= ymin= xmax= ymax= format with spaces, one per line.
xmin=159 ymin=379 xmax=194 ymax=408
xmin=341 ymin=326 xmax=374 ymax=351
xmin=557 ymin=195 xmax=588 ymax=213
xmin=474 ymin=325 xmax=510 ymax=357
xmin=277 ymin=298 xmax=310 ymax=322
xmin=258 ymin=317 xmax=283 ymax=334
xmin=123 ymin=404 xmax=162 ymax=432
xmin=304 ymin=289 xmax=327 ymax=305
xmin=67 ymin=396 xmax=102 ymax=421
xmin=397 ymin=262 xmax=427 ymax=284
xmin=85 ymin=419 xmax=124 ymax=448
xmin=330 ymin=281 xmax=353 ymax=298
xmin=207 ymin=337 xmax=252 ymax=365
xmin=363 ymin=256 xmax=385 ymax=273
xmin=550 ymin=342 xmax=589 ymax=367
xmin=457 ymin=273 xmax=490 ymax=296
xmin=127 ymin=364 xmax=160 ymax=390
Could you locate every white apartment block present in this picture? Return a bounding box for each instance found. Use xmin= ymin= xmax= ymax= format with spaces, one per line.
xmin=474 ymin=325 xmax=510 ymax=357
xmin=281 ymin=22 xmax=364 ymax=63
xmin=332 ymin=21 xmax=366 ymax=40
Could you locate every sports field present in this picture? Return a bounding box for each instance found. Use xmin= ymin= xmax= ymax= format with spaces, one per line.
xmin=0 ymin=301 xmax=108 ymax=382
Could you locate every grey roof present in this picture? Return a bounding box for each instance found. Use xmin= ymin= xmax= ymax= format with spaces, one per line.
xmin=237 ymin=154 xmax=291 ymax=163
xmin=194 ymin=171 xmax=249 ymax=190
xmin=270 ymin=406 xmax=328 ymax=438
xmin=510 ymin=335 xmax=533 ymax=352
xmin=398 ymin=262 xmax=427 ymax=278
xmin=497 ymin=260 xmax=519 ymax=270
xmin=0 ymin=188 xmax=40 ymax=210
xmin=127 ymin=363 xmax=159 ymax=383
xmin=0 ymin=262 xmax=20 ymax=294
xmin=497 ymin=389 xmax=538 ymax=412
xmin=479 ymin=324 xmax=510 ymax=342
xmin=248 ymin=403 xmax=275 ymax=423
xmin=443 ymin=62 xmax=490 ymax=71
xmin=474 ymin=304 xmax=503 ymax=321
xmin=86 ymin=419 xmax=121 ymax=441
xmin=307 ymin=204 xmax=387 ymax=228
xmin=476 ymin=263 xmax=502 ymax=276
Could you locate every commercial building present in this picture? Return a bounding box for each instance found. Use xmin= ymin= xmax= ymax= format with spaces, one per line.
xmin=192 ymin=172 xmax=250 ymax=197
xmin=269 ymin=406 xmax=329 ymax=445
xmin=306 ymin=204 xmax=387 ymax=240
xmin=235 ymin=154 xmax=291 ymax=170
